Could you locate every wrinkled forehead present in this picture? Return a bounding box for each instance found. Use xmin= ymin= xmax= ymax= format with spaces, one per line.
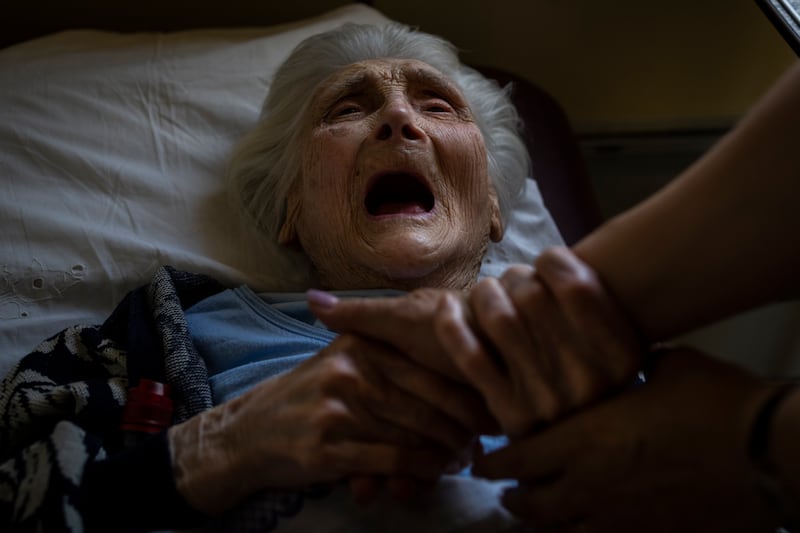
xmin=310 ymin=58 xmax=465 ymax=107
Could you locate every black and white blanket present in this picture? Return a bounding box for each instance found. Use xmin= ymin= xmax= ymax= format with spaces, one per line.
xmin=0 ymin=266 xmax=227 ymax=531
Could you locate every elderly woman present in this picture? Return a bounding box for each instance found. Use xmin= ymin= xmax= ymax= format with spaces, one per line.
xmin=229 ymin=22 xmax=525 ymax=291
xmin=0 ymin=22 xmax=542 ymax=532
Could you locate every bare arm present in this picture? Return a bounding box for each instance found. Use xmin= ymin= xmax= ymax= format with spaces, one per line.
xmin=574 ymin=61 xmax=800 ymax=341
xmin=764 ymin=384 xmax=800 ymax=524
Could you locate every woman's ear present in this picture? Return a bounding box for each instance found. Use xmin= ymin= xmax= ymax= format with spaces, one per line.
xmin=488 ymin=184 xmax=504 ymax=242
xmin=278 ymin=185 xmax=302 ymax=246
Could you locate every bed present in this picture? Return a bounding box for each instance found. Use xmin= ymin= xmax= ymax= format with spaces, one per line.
xmin=0 ymin=2 xmax=599 ymax=530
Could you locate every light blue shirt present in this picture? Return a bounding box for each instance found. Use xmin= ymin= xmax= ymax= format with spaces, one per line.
xmin=185 ymin=286 xmax=401 ymax=403
xmin=185 ymin=285 xmax=508 ymax=464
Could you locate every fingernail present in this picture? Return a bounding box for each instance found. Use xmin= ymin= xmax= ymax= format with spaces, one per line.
xmin=306 ymin=289 xmax=339 ymax=310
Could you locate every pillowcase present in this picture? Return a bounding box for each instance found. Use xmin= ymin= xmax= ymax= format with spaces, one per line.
xmin=0 ymin=3 xmax=563 ymax=376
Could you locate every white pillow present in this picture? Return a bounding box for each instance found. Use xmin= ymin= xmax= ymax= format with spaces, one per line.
xmin=0 ymin=3 xmax=563 ymax=375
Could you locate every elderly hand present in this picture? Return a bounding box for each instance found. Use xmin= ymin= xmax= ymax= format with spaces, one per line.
xmin=434 ymin=246 xmax=644 ymax=436
xmin=169 ymin=333 xmax=485 ymax=515
xmin=472 ymin=347 xmax=782 ymax=532
xmin=307 ymin=287 xmax=478 ymax=385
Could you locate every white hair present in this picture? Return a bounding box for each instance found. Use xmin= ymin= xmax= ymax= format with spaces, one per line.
xmin=228 ymin=22 xmax=530 ymax=240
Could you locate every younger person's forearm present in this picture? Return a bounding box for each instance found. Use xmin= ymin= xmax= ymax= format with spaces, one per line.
xmin=573 ymin=61 xmax=800 ymax=342
xmin=755 ymin=383 xmax=800 ymax=527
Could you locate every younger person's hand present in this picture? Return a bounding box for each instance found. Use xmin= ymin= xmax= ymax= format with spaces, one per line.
xmin=307 ymin=287 xmax=470 ymax=379
xmin=473 ymin=347 xmax=782 ymax=532
xmin=435 ymin=246 xmax=644 ymax=436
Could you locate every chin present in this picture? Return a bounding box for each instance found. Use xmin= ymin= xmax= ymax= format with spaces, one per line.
xmin=363 ymin=235 xmax=443 ymax=274
xmin=366 ymin=248 xmax=484 ymax=291
xmin=310 ymin=230 xmax=487 ymax=290
xmin=317 ymin=256 xmax=479 ymax=291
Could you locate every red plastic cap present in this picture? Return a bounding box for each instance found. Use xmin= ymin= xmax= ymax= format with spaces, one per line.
xmin=120 ymin=379 xmax=174 ymax=434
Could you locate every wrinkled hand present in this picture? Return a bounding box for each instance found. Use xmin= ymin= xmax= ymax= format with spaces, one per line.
xmin=347 ymin=438 xmax=481 ymax=506
xmin=169 ymin=333 xmax=483 ymax=514
xmin=472 ymin=347 xmax=781 ymax=532
xmin=307 ymin=287 xmax=478 ymax=387
xmin=434 ymin=246 xmax=644 ymax=436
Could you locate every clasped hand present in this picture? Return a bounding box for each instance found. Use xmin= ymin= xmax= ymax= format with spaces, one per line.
xmin=311 ymin=247 xmax=783 ymax=531
xmin=170 ymin=328 xmax=489 ymax=514
xmin=311 ymin=246 xmax=643 ymax=437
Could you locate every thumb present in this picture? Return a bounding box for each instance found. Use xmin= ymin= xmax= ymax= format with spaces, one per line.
xmin=306 ymin=289 xmax=464 ymax=377
xmin=306 ymin=289 xmax=407 ymax=341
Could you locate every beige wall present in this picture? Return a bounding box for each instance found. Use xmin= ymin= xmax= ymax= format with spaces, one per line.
xmin=375 ymin=0 xmax=797 ymax=133
xmin=9 ymin=1 xmax=794 ymax=132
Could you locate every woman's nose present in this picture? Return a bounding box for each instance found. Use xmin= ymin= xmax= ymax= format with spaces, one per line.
xmin=374 ymin=98 xmax=425 ymax=142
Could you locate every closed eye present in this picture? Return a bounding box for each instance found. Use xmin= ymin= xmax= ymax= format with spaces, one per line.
xmin=325 ymin=94 xmax=367 ymax=120
xmin=331 ymin=104 xmax=362 ymax=118
xmin=425 ymin=102 xmax=452 ymax=113
xmin=420 ymin=91 xmax=456 ymax=114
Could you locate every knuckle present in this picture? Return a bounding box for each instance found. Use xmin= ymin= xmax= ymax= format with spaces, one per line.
xmin=554 ymin=275 xmax=601 ymax=303
xmin=410 ymin=287 xmax=445 ymax=309
xmin=481 ymin=303 xmax=515 ymax=332
xmin=500 ymin=264 xmax=535 ymax=287
xmin=435 ymin=306 xmax=463 ymax=337
xmin=474 ymin=276 xmax=498 ymax=294
xmin=509 ymin=281 xmax=545 ymax=310
xmin=312 ymin=398 xmax=351 ymax=434
xmin=318 ymin=396 xmax=350 ymax=421
xmin=381 ymin=288 xmax=443 ymax=326
xmin=474 ymin=280 xmax=515 ymax=327
xmin=320 ymin=352 xmax=362 ymax=388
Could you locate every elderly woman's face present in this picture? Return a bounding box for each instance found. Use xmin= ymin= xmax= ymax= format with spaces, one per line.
xmin=279 ymin=58 xmax=503 ymax=290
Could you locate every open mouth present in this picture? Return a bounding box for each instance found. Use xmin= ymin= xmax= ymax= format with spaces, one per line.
xmin=364 ymin=172 xmax=435 ymax=216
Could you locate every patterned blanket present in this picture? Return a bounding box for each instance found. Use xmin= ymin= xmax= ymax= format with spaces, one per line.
xmin=0 ymin=266 xmax=243 ymax=531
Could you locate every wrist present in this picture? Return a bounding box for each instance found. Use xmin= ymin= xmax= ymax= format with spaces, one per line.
xmin=748 ymin=382 xmax=800 ymax=528
xmin=168 ymin=401 xmax=255 ymax=515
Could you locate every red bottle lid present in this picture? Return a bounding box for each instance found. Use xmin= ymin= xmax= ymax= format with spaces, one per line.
xmin=120 ymin=379 xmax=174 ymax=434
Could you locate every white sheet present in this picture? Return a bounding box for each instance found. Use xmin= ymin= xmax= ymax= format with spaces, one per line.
xmin=0 ymin=3 xmax=563 ymax=377
xmin=269 ymin=477 xmax=525 ymax=533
